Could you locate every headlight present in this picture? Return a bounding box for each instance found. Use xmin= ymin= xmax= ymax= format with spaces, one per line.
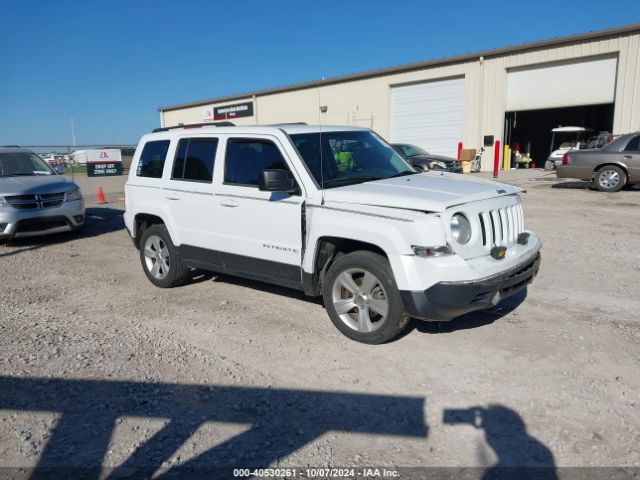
xmin=429 ymin=161 xmax=447 ymax=170
xmin=450 ymin=213 xmax=472 ymax=244
xmin=65 ymin=188 xmax=82 ymax=202
xmin=0 ymin=196 xmax=8 ymax=207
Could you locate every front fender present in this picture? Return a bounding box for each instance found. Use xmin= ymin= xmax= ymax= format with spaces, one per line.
xmin=303 ymin=202 xmax=447 ymax=290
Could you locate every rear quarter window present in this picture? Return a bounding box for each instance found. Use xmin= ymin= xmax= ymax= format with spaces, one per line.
xmin=136 ymin=140 xmax=170 ymax=178
xmin=623 ymin=136 xmax=640 ymax=152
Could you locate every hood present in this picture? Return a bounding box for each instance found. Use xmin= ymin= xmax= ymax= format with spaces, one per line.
xmin=0 ymin=175 xmax=78 ymax=196
xmin=322 ymin=172 xmax=521 ymax=213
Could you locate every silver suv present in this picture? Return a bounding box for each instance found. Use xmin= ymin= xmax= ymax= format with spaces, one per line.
xmin=0 ymin=147 xmax=85 ymax=239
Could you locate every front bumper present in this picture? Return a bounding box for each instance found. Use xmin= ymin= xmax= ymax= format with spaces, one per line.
xmin=400 ymin=252 xmax=541 ymax=321
xmin=0 ymin=200 xmax=85 ymax=239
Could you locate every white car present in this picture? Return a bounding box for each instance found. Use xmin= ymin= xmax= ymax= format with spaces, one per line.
xmin=124 ymin=124 xmax=541 ymax=344
xmin=546 ymin=126 xmax=591 ymax=170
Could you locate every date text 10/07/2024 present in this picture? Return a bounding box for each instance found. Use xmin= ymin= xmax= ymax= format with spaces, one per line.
xmin=233 ymin=468 xmax=401 ymax=478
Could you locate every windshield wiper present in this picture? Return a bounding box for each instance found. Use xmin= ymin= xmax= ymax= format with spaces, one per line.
xmin=322 ymin=176 xmax=381 ymax=186
xmin=389 ymin=171 xmax=418 ymax=178
xmin=1 ymin=172 xmax=38 ymax=177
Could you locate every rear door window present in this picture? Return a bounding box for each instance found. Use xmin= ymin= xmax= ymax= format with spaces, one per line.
xmin=136 ymin=140 xmax=170 ymax=178
xmin=171 ymin=138 xmax=218 ymax=182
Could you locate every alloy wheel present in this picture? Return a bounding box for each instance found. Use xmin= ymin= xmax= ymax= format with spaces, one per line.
xmin=143 ymin=235 xmax=170 ymax=280
xmin=331 ymin=268 xmax=388 ymax=333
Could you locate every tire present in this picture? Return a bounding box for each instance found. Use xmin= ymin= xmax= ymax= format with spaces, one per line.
xmin=71 ymin=223 xmax=84 ymax=234
xmin=544 ymin=160 xmax=555 ymax=171
xmin=139 ymin=224 xmax=190 ymax=288
xmin=322 ymin=251 xmax=410 ymax=344
xmin=593 ymin=165 xmax=626 ymax=192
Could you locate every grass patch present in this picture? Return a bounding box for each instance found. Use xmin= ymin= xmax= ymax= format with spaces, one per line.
xmin=68 ymin=165 xmax=88 ymax=174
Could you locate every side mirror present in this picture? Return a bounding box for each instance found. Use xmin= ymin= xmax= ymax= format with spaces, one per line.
xmin=258 ymin=169 xmax=297 ymax=193
xmin=54 ymin=165 xmax=66 ymax=175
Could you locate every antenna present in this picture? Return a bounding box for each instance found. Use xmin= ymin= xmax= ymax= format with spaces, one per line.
xmin=317 ymin=77 xmax=325 ymax=205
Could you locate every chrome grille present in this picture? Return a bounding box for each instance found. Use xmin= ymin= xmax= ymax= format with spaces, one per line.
xmin=6 ymin=192 xmax=66 ymax=210
xmin=40 ymin=192 xmax=65 ymax=208
xmin=479 ymin=202 xmax=524 ymax=247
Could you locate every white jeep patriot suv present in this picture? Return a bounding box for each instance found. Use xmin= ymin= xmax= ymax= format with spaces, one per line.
xmin=125 ymin=123 xmax=541 ymax=344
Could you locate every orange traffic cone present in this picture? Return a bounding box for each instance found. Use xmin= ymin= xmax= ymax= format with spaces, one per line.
xmin=97 ymin=186 xmax=105 ymax=204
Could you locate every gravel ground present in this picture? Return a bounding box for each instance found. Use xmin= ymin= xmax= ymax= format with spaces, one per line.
xmin=0 ymin=170 xmax=639 ymax=478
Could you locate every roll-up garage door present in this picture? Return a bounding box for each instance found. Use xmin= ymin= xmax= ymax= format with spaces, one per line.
xmin=390 ymin=77 xmax=464 ymax=158
xmin=506 ymin=56 xmax=617 ymax=111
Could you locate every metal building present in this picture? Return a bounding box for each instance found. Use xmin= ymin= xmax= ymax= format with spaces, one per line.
xmin=158 ymin=24 xmax=640 ymax=171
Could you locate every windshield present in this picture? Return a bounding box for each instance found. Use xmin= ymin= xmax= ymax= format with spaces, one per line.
xmin=397 ymin=144 xmax=428 ymax=157
xmin=0 ymin=153 xmax=54 ymax=177
xmin=290 ymin=131 xmax=415 ymax=189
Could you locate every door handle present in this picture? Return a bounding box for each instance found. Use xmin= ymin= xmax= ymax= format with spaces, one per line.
xmin=220 ymin=199 xmax=239 ymax=208
xmin=165 ymin=192 xmax=181 ymax=200
xmin=623 ymin=155 xmax=632 ymax=160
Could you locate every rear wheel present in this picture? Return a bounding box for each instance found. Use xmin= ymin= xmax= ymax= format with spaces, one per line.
xmin=593 ymin=166 xmax=626 ymax=192
xmin=322 ymin=251 xmax=410 ymax=344
xmin=139 ymin=224 xmax=190 ymax=288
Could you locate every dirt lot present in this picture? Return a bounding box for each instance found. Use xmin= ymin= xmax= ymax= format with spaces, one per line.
xmin=0 ymin=170 xmax=639 ymax=478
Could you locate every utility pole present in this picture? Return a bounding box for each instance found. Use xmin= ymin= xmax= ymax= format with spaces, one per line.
xmin=70 ymin=116 xmax=76 ymax=181
xmin=70 ymin=116 xmax=76 ymax=146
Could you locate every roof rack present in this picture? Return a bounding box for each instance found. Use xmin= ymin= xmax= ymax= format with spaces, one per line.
xmin=1 ymin=145 xmax=21 ymax=148
xmin=152 ymin=121 xmax=235 ymax=133
xmin=268 ymin=122 xmax=308 ymax=126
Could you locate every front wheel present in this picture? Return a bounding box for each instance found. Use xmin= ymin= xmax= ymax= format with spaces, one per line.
xmin=544 ymin=160 xmax=555 ymax=171
xmin=593 ymin=165 xmax=626 ymax=192
xmin=322 ymin=251 xmax=410 ymax=344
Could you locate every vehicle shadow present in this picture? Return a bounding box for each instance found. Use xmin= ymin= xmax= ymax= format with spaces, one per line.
xmin=197 ymin=272 xmax=322 ymax=304
xmin=551 ymin=181 xmax=592 ymax=190
xmin=0 ymin=375 xmax=427 ymax=479
xmin=0 ymin=207 xmax=124 ymax=258
xmin=443 ymin=404 xmax=557 ymax=479
xmin=528 ymin=172 xmax=560 ymax=182
xmin=186 ymin=276 xmax=528 ymax=333
xmin=408 ymin=289 xmax=528 ymax=335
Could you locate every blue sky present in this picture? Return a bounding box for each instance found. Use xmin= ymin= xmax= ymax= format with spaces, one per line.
xmin=1 ymin=0 xmax=638 ymax=145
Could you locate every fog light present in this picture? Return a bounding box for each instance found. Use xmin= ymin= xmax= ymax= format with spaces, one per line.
xmin=517 ymin=232 xmax=530 ymax=245
xmin=491 ymin=246 xmax=507 ymax=259
xmin=74 ymin=215 xmax=84 ymax=223
xmin=491 ymin=291 xmax=501 ymax=306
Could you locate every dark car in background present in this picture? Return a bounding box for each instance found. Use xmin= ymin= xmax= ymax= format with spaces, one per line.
xmin=392 ymin=143 xmax=462 ymax=173
xmin=557 ymin=132 xmax=640 ymax=192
